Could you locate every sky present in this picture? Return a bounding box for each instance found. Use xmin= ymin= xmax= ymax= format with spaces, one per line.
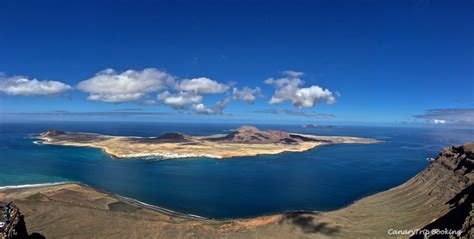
xmin=0 ymin=0 xmax=473 ymax=125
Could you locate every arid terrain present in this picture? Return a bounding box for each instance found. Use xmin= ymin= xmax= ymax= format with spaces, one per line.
xmin=37 ymin=126 xmax=379 ymax=159
xmin=2 ymin=143 xmax=472 ymax=238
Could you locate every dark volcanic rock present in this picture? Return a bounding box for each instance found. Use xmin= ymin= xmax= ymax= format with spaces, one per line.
xmin=236 ymin=126 xmax=259 ymax=132
xmin=154 ymin=133 xmax=188 ymax=142
xmin=411 ymin=143 xmax=474 ymax=239
xmin=39 ymin=130 xmax=108 ymax=143
xmin=289 ymin=134 xmax=326 ymax=143
xmin=207 ymin=125 xmax=317 ymax=144
xmin=39 ymin=130 xmax=66 ymax=137
xmin=129 ymin=132 xmax=190 ymax=144
xmin=1 ymin=203 xmax=44 ymax=239
xmin=156 ymin=132 xmax=186 ymax=141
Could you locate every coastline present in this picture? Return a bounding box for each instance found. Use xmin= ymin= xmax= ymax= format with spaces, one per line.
xmin=0 ymin=181 xmax=72 ymax=190
xmin=1 ymin=143 xmax=471 ymax=238
xmin=0 ymin=179 xmax=404 ymax=222
xmin=0 ymin=181 xmax=314 ymax=221
xmin=36 ymin=128 xmax=381 ymax=160
xmin=0 ymin=181 xmax=208 ymax=220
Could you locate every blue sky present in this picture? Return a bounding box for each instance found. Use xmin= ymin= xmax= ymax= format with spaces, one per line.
xmin=0 ymin=0 xmax=473 ymax=125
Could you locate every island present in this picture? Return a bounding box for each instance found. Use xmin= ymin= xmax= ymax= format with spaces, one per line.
xmin=37 ymin=126 xmax=379 ymax=159
xmin=2 ymin=143 xmax=472 ymax=238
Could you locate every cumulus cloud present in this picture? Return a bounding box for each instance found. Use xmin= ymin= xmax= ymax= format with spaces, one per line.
xmin=231 ymin=87 xmax=261 ymax=104
xmin=414 ymin=108 xmax=474 ymax=125
xmin=189 ymin=86 xmax=259 ymax=115
xmin=2 ymin=111 xmax=171 ymax=121
xmin=192 ymin=98 xmax=230 ymax=115
xmin=76 ymin=68 xmax=238 ymax=115
xmin=157 ymin=91 xmax=203 ymax=109
xmin=77 ymin=68 xmax=175 ymax=103
xmin=156 ymin=73 xmax=257 ymax=114
xmin=191 ymin=103 xmax=213 ymax=114
xmin=177 ymin=77 xmax=229 ymax=94
xmin=431 ymin=119 xmax=446 ymax=124
xmin=254 ymin=109 xmax=335 ymax=118
xmin=265 ymin=71 xmax=337 ymax=108
xmin=0 ymin=74 xmax=71 ymax=96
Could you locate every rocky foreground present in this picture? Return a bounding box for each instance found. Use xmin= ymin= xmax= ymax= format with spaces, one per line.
xmin=37 ymin=126 xmax=378 ymax=159
xmin=1 ymin=143 xmax=472 ymax=238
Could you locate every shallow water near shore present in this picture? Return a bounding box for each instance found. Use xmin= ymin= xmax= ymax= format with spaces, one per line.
xmin=1 ymin=121 xmax=473 ymax=219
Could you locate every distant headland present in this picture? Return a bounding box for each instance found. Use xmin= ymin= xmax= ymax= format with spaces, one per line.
xmin=37 ymin=126 xmax=380 ymax=159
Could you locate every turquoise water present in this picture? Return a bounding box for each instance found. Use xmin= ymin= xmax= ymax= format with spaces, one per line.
xmin=1 ymin=122 xmax=473 ymax=219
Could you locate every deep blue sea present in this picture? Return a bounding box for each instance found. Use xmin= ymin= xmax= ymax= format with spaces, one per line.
xmin=1 ymin=121 xmax=473 ymax=219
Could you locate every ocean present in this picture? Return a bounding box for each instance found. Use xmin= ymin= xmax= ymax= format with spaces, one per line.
xmin=1 ymin=121 xmax=473 ymax=219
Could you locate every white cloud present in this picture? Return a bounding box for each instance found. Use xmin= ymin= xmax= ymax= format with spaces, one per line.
xmin=177 ymin=77 xmax=229 ymax=94
xmin=188 ymin=85 xmax=259 ymax=115
xmin=253 ymin=109 xmax=336 ymax=118
xmin=191 ymin=103 xmax=213 ymax=114
xmin=282 ymin=70 xmax=304 ymax=78
xmin=415 ymin=108 xmax=474 ymax=125
xmin=0 ymin=74 xmax=71 ymax=96
xmin=159 ymin=85 xmax=258 ymax=114
xmin=156 ymin=76 xmax=246 ymax=114
xmin=157 ymin=91 xmax=203 ymax=109
xmin=431 ymin=119 xmax=446 ymax=124
xmin=77 ymin=68 xmax=175 ymax=103
xmin=232 ymin=87 xmax=261 ymax=104
xmin=265 ymin=71 xmax=337 ymax=108
xmin=192 ymin=98 xmax=230 ymax=115
xmin=159 ymin=77 xmax=233 ymax=114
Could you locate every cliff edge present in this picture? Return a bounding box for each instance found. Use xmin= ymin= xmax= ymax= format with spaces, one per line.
xmin=410 ymin=144 xmax=474 ymax=238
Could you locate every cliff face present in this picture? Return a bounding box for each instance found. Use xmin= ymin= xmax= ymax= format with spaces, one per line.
xmin=411 ymin=144 xmax=474 ymax=238
xmin=303 ymin=142 xmax=474 ymax=238
xmin=410 ymin=144 xmax=473 ymax=207
xmin=0 ymin=203 xmax=43 ymax=239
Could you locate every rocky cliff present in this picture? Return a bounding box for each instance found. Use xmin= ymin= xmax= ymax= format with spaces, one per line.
xmin=410 ymin=144 xmax=474 ymax=238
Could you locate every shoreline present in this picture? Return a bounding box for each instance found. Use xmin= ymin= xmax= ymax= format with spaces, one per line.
xmin=2 ymin=181 xmax=351 ymax=222
xmin=0 ymin=181 xmax=320 ymax=221
xmin=0 ymin=181 xmax=209 ymax=220
xmin=2 ymin=143 xmax=472 ymax=238
xmin=0 ymin=181 xmax=72 ymax=190
xmin=0 ymin=179 xmax=414 ymax=221
xmin=36 ymin=128 xmax=381 ymax=160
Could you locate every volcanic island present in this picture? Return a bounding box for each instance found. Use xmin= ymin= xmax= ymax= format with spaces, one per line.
xmin=37 ymin=126 xmax=380 ymax=159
